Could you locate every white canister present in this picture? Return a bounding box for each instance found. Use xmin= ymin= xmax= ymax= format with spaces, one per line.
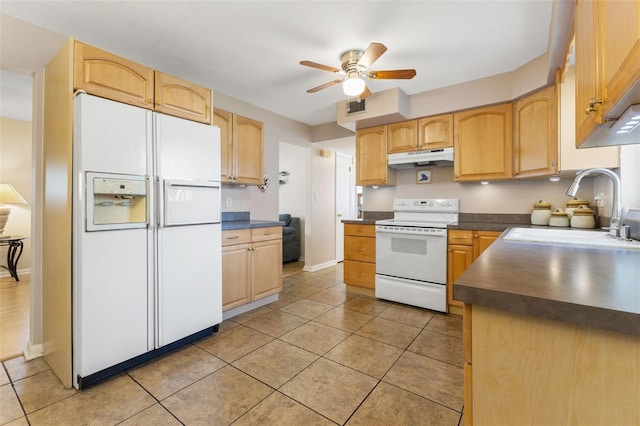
xmin=570 ymin=205 xmax=596 ymax=229
xmin=549 ymin=209 xmax=570 ymax=227
xmin=531 ymin=200 xmax=552 ymax=225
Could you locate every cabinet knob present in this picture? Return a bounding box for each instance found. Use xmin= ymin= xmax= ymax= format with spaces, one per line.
xmin=585 ymin=98 xmax=602 ymax=114
xmin=474 ymin=234 xmax=479 ymax=238
xmin=156 ymin=100 xmax=161 ymax=105
xmin=226 ymin=235 xmax=239 ymax=240
xmin=147 ymin=99 xmax=152 ymax=104
xmin=356 ymin=247 xmax=365 ymax=251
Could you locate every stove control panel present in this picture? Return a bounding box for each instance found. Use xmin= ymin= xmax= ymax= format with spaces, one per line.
xmin=393 ymin=198 xmax=459 ymax=212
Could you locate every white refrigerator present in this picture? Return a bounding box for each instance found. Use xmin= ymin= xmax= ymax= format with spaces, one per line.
xmin=72 ymin=94 xmax=222 ymax=388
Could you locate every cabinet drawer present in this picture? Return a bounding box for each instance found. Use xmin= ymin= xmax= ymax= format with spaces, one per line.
xmin=251 ymin=226 xmax=282 ymax=242
xmin=344 ymin=260 xmax=376 ymax=289
xmin=222 ymin=229 xmax=251 ymax=246
xmin=344 ymin=223 xmax=376 ymax=237
xmin=344 ymin=236 xmax=376 ymax=262
xmin=448 ymin=230 xmax=473 ymax=245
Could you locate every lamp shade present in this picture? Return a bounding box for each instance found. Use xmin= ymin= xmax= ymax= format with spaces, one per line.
xmin=342 ymin=76 xmax=366 ymax=97
xmin=0 ymin=184 xmax=27 ymax=205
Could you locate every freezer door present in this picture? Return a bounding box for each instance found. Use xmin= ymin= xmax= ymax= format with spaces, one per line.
xmin=161 ymin=179 xmax=221 ymax=226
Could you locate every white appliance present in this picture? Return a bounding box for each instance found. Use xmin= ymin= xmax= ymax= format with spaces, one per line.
xmin=72 ymin=93 xmax=222 ymax=388
xmin=375 ymin=199 xmax=459 ymax=312
xmin=387 ymin=147 xmax=454 ymax=169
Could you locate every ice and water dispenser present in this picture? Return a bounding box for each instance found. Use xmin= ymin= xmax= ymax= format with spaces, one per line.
xmin=86 ymin=172 xmax=148 ymax=231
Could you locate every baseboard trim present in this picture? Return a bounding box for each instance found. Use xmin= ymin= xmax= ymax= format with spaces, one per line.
xmin=24 ymin=342 xmax=43 ymax=360
xmin=302 ymin=260 xmax=337 ymax=272
xmin=222 ymin=294 xmax=279 ymax=321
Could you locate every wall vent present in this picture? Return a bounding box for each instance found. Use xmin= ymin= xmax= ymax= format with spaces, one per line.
xmin=346 ymin=98 xmax=366 ymax=115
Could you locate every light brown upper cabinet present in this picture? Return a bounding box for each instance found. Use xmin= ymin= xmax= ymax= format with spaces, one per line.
xmin=356 ymin=125 xmax=396 ymax=186
xmin=574 ymin=0 xmax=640 ymax=147
xmin=214 ymin=108 xmax=264 ymax=185
xmin=154 ymin=72 xmax=212 ymax=124
xmin=418 ymin=113 xmax=454 ymax=150
xmin=453 ymin=103 xmax=513 ymax=181
xmin=74 ymin=41 xmax=212 ymax=124
xmin=387 ymin=120 xmax=418 ymax=153
xmin=514 ymin=85 xmax=558 ymax=178
xmin=74 ymin=41 xmax=154 ymax=110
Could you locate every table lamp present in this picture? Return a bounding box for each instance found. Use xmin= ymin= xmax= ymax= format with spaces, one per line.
xmin=0 ymin=184 xmax=27 ymax=235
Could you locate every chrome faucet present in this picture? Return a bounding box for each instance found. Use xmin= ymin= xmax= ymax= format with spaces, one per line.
xmin=566 ymin=168 xmax=622 ymax=236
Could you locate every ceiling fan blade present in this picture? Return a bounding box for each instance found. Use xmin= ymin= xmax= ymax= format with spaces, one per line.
xmin=300 ymin=60 xmax=341 ymax=73
xmin=306 ymin=79 xmax=343 ymax=93
xmin=359 ymin=86 xmax=372 ymax=99
xmin=357 ymin=43 xmax=387 ymax=69
xmin=367 ymin=69 xmax=417 ymax=79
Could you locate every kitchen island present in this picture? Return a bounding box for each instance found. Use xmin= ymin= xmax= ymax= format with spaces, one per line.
xmin=454 ymin=232 xmax=640 ymax=425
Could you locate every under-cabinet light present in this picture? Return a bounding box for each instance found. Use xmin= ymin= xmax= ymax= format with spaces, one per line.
xmin=612 ymin=104 xmax=640 ymax=134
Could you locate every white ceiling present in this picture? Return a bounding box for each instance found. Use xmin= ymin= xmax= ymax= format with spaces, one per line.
xmin=0 ymin=1 xmax=570 ymax=127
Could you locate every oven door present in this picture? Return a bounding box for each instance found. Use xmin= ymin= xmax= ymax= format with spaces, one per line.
xmin=375 ymin=226 xmax=447 ymax=283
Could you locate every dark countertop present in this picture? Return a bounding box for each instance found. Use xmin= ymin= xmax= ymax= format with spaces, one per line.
xmin=454 ymin=232 xmax=640 ymax=336
xmin=221 ymin=211 xmax=283 ymax=231
xmin=222 ymin=220 xmax=284 ymax=231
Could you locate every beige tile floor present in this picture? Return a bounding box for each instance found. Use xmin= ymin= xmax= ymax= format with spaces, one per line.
xmin=1 ymin=263 xmax=464 ymax=425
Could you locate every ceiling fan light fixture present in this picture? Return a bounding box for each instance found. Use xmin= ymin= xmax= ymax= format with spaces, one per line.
xmin=342 ymin=76 xmax=366 ymax=97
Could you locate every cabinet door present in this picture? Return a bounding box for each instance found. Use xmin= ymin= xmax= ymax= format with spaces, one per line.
xmin=214 ymin=109 xmax=233 ymax=183
xmin=154 ymin=71 xmax=212 ymax=124
xmin=514 ymin=85 xmax=558 ymax=178
xmin=575 ymin=0 xmax=603 ymax=146
xmin=252 ymin=239 xmax=283 ymax=300
xmin=222 ymin=244 xmax=251 ymax=311
xmin=233 ymin=114 xmax=264 ymax=185
xmin=387 ymin=120 xmax=418 ymax=153
xmin=601 ymin=0 xmax=640 ymax=119
xmin=418 ymin=113 xmax=453 ymax=150
xmin=454 ymin=103 xmax=513 ymax=181
xmin=447 ymin=244 xmax=473 ymax=308
xmin=74 ymin=41 xmax=154 ymax=110
xmin=356 ymin=126 xmax=394 ymax=186
xmin=473 ymin=231 xmax=500 ymax=259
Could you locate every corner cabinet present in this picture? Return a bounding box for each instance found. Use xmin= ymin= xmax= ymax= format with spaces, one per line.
xmin=221 ymin=227 xmax=282 ymax=311
xmin=73 ymin=41 xmax=212 ymax=124
xmin=214 ymin=108 xmax=264 ymax=185
xmin=343 ymin=223 xmax=376 ymax=289
xmin=575 ymin=0 xmax=640 ymax=147
xmin=453 ymin=103 xmax=513 ymax=182
xmin=356 ymin=126 xmax=396 ymax=186
xmin=514 ymin=85 xmax=558 ymax=178
xmin=447 ymin=230 xmax=500 ymax=315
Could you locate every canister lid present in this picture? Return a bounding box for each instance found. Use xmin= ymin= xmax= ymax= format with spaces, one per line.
xmin=551 ymin=208 xmax=568 ymax=216
xmin=533 ymin=200 xmax=552 ymax=209
xmin=566 ymin=198 xmax=590 ymax=208
xmin=572 ymin=205 xmax=594 ymax=215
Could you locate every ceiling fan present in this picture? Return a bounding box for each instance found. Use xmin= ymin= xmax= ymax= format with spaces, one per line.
xmin=300 ymin=42 xmax=416 ymax=99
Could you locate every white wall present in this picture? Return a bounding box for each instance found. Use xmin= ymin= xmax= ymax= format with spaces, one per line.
xmin=0 ymin=117 xmax=32 ymax=275
xmin=279 ymin=142 xmax=309 ymax=260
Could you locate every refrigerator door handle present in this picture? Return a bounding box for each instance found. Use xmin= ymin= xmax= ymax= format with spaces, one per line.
xmin=163 ymin=179 xmax=221 ymax=226
xmin=156 ymin=177 xmax=164 ymax=229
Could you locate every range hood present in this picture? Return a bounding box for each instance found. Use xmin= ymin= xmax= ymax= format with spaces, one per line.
xmin=388 ymin=147 xmax=454 ymax=169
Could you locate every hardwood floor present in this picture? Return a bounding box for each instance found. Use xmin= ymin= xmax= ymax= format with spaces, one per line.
xmin=282 ymin=260 xmax=304 ymax=277
xmin=0 ymin=274 xmax=30 ymax=361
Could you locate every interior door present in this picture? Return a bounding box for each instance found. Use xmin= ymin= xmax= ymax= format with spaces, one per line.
xmin=335 ymin=153 xmax=354 ymax=262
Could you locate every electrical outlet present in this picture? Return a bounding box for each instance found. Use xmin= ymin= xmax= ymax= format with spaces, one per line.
xmin=226 ymin=197 xmax=232 ymax=207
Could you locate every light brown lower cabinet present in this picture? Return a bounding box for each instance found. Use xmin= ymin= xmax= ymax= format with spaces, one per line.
xmin=447 ymin=230 xmax=500 ymax=314
xmin=464 ymin=304 xmax=640 ymax=425
xmin=343 ymin=223 xmax=376 ymax=289
xmin=222 ymin=226 xmax=282 ymax=311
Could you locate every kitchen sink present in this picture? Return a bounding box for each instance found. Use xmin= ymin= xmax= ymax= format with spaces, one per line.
xmin=503 ymin=227 xmax=640 ymax=250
